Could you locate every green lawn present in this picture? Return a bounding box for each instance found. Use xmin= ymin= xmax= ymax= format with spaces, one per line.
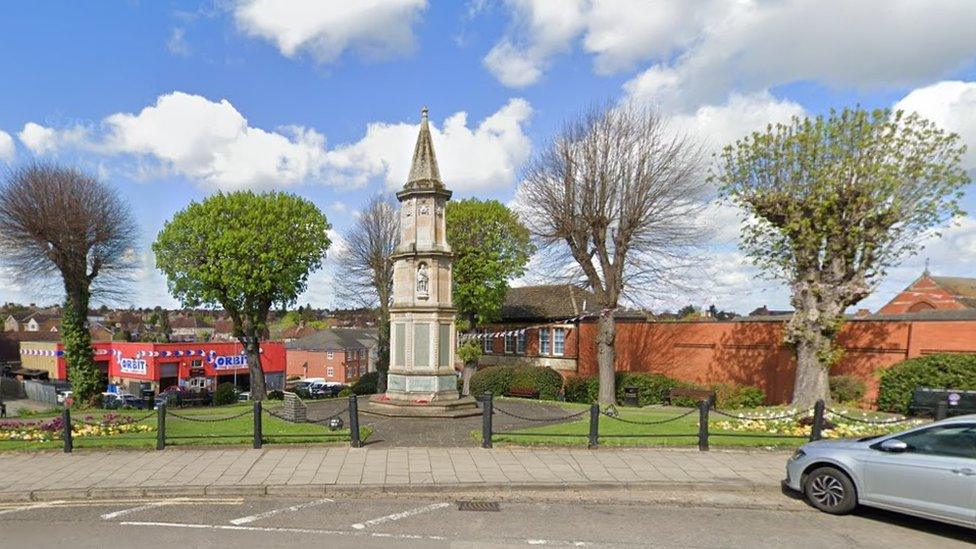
xmin=486 ymin=400 xmax=907 ymax=448
xmin=0 ymin=402 xmax=367 ymax=451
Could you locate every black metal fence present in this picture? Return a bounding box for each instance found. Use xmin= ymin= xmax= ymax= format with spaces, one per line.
xmin=52 ymin=394 xmax=364 ymax=453
xmin=480 ymin=392 xmax=921 ymax=450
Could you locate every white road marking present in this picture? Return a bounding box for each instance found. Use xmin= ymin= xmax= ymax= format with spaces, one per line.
xmin=0 ymin=501 xmax=65 ymax=517
xmin=351 ymin=502 xmax=451 ymax=530
xmin=0 ymin=498 xmax=241 ymax=511
xmin=119 ymin=521 xmax=447 ymax=541
xmin=99 ymin=498 xmax=243 ymax=520
xmin=229 ymin=498 xmax=334 ymax=525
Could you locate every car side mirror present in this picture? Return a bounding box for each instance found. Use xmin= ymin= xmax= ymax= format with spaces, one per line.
xmin=879 ymin=439 xmax=908 ymax=452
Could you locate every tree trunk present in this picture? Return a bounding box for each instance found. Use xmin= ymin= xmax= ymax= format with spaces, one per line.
xmin=792 ymin=335 xmax=831 ymax=408
xmin=63 ymin=284 xmax=99 ymax=405
xmin=596 ymin=312 xmax=617 ymax=405
xmin=376 ymin=316 xmax=390 ymax=394
xmin=244 ymin=333 xmax=267 ymax=401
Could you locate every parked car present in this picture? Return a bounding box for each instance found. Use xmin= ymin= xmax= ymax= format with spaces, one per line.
xmin=102 ymin=392 xmax=147 ymax=410
xmin=309 ymin=382 xmax=345 ymax=399
xmin=784 ymin=415 xmax=976 ymax=529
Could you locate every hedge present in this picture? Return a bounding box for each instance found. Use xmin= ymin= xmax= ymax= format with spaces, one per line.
xmin=352 ymin=371 xmax=380 ymax=396
xmin=565 ymin=373 xmax=764 ymax=408
xmin=212 ymin=382 xmax=237 ymax=406
xmin=877 ymin=354 xmax=976 ymax=414
xmin=470 ymin=365 xmax=564 ymax=400
xmin=829 ymin=375 xmax=866 ymax=404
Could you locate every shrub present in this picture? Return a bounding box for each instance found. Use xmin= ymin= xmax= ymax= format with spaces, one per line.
xmin=829 ymin=375 xmax=866 ymax=404
xmin=470 ymin=366 xmax=516 ymax=397
xmin=212 ymin=382 xmax=237 ymax=406
xmin=565 ymin=376 xmax=600 ymax=404
xmin=267 ymin=390 xmax=284 ymax=400
xmin=470 ymin=365 xmax=564 ymax=400
xmin=352 ymin=371 xmax=379 ymax=395
xmin=878 ymin=354 xmax=976 ymax=414
xmin=711 ymin=383 xmax=765 ymax=409
xmin=337 ymin=387 xmax=353 ymax=398
xmin=615 ymin=372 xmax=682 ymax=407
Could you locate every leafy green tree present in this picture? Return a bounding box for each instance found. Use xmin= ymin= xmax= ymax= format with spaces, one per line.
xmin=716 ymin=108 xmax=969 ymax=406
xmin=446 ymin=199 xmax=534 ymax=394
xmin=153 ymin=191 xmax=331 ymax=400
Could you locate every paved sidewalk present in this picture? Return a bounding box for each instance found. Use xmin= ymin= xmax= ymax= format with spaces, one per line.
xmin=0 ymin=446 xmax=789 ymax=502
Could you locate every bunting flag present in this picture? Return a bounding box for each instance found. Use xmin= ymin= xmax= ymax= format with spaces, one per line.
xmin=19 ymin=348 xmax=63 ymax=357
xmin=457 ymin=310 xmax=616 ymax=341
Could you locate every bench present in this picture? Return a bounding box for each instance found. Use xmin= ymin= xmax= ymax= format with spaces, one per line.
xmin=505 ymin=387 xmax=540 ymax=399
xmin=664 ymin=387 xmax=716 ymax=408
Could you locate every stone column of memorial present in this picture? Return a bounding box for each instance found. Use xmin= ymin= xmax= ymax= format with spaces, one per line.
xmin=383 ymin=108 xmax=462 ymax=402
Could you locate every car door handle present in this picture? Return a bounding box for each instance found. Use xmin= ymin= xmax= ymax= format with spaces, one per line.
xmin=951 ymin=468 xmax=976 ymax=476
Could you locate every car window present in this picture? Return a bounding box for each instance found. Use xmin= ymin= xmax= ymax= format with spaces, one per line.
xmin=895 ymin=423 xmax=976 ymax=459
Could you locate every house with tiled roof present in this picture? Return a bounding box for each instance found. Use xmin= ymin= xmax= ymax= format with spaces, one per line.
xmin=877 ymin=272 xmax=976 ymax=314
xmin=285 ymin=328 xmax=371 ymax=383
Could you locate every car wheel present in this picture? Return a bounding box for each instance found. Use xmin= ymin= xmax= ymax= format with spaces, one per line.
xmin=804 ymin=467 xmax=857 ymax=515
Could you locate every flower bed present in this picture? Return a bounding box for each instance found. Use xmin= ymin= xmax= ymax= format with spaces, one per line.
xmin=0 ymin=414 xmax=154 ymax=442
xmin=713 ymin=408 xmax=926 ymax=439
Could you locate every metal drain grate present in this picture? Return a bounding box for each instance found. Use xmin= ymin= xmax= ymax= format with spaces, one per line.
xmin=456 ymin=501 xmax=500 ymax=512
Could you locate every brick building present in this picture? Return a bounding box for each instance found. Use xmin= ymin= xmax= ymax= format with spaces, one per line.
xmin=285 ymin=328 xmax=371 ymax=384
xmin=877 ymin=273 xmax=976 ymax=314
xmin=18 ymin=340 xmax=286 ymax=393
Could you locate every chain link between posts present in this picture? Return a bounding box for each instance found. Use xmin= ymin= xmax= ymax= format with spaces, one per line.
xmin=825 ymin=408 xmax=915 ymax=425
xmin=263 ymin=406 xmax=349 ymax=425
xmin=492 ymin=405 xmax=589 ymax=423
xmin=166 ymin=408 xmax=253 ymax=422
xmin=710 ymin=407 xmax=813 ymax=421
xmin=600 ymin=407 xmax=697 ymax=425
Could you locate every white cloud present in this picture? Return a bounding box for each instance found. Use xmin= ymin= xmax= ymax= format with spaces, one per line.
xmin=325 ymin=98 xmax=534 ymax=191
xmin=233 ymin=0 xmax=428 ymax=64
xmin=328 ymin=201 xmax=348 ymax=214
xmin=20 ymin=92 xmax=330 ymax=190
xmin=19 ymin=92 xmax=533 ymax=193
xmin=894 ymin=80 xmax=976 ymax=171
xmin=624 ymin=0 xmax=976 ymax=110
xmin=0 ymin=130 xmax=14 ymax=162
xmin=167 ymin=27 xmax=191 ymax=57
xmin=668 ymin=92 xmax=806 ymax=155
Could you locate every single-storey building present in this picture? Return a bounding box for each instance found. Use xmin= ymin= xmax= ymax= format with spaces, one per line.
xmin=18 ymin=340 xmax=286 ymax=394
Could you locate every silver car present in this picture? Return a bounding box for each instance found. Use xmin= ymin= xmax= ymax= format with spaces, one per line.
xmin=785 ymin=415 xmax=976 ymax=528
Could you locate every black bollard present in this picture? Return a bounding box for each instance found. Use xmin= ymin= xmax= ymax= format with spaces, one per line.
xmin=156 ymin=403 xmax=166 ymax=451
xmin=481 ymin=392 xmax=493 ymax=449
xmin=253 ymin=400 xmax=263 ymax=449
xmin=698 ymin=399 xmax=710 ymax=452
xmin=62 ymin=407 xmax=72 ymax=453
xmin=588 ymin=404 xmax=600 ymax=449
xmin=810 ymin=400 xmax=825 ymax=441
xmin=348 ymin=394 xmax=361 ymax=448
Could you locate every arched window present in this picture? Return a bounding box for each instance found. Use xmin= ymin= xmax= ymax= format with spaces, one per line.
xmin=908 ymin=301 xmax=936 ymax=312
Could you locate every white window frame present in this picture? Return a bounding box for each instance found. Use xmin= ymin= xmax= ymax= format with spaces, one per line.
xmin=327 ymin=351 xmax=334 ymax=360
xmin=482 ymin=329 xmax=493 ymax=354
xmin=539 ymin=329 xmax=551 ymax=356
xmin=516 ymin=331 xmax=526 ymax=354
xmin=326 ymin=366 xmax=334 ymax=377
xmin=504 ymin=333 xmax=515 ymax=354
xmin=553 ymin=328 xmax=566 ymax=356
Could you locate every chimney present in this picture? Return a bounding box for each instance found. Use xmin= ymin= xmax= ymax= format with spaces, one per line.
xmin=855 ymin=308 xmax=871 ymax=317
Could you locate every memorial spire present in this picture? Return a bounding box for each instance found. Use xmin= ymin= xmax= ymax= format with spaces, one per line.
xmin=406 ymin=107 xmax=443 ymax=189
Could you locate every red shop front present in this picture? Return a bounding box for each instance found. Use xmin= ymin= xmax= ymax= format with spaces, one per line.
xmin=93 ymin=341 xmax=286 ymax=394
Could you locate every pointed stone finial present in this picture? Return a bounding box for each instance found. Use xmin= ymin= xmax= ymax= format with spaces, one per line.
xmin=923 ymin=257 xmax=931 ymax=276
xmin=406 ymin=107 xmax=442 ymax=189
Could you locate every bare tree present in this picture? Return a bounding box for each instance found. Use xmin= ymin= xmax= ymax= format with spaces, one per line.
xmin=334 ymin=194 xmax=400 ymax=393
xmin=520 ymin=104 xmax=708 ymax=405
xmin=0 ymin=164 xmax=137 ymax=403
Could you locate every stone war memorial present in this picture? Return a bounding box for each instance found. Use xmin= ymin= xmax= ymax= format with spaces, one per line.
xmin=366 ymin=108 xmax=479 ymax=418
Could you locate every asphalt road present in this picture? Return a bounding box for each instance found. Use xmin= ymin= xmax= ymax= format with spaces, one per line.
xmin=0 ymin=494 xmax=973 ymax=548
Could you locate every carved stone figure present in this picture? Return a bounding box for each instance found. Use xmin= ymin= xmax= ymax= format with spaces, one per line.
xmin=416 ymin=263 xmax=430 ymax=298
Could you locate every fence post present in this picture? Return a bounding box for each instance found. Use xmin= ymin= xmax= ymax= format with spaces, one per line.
xmin=253 ymin=400 xmax=263 ymax=449
xmin=62 ymin=407 xmax=72 ymax=453
xmin=936 ymin=400 xmax=948 ymax=421
xmin=810 ymin=399 xmax=825 ymax=441
xmin=697 ymin=399 xmax=709 ymax=452
xmin=156 ymin=403 xmax=166 ymax=451
xmin=588 ymin=403 xmax=600 ymax=449
xmin=481 ymin=392 xmax=493 ymax=449
xmin=348 ymin=394 xmax=361 ymax=448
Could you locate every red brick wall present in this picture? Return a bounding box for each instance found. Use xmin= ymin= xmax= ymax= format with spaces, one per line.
xmin=576 ymin=319 xmax=976 ymax=405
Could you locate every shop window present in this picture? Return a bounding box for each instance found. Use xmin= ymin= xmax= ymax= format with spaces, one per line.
xmin=553 ymin=328 xmax=566 ymax=356
xmin=190 ymin=359 xmax=202 ymax=367
xmin=539 ymin=329 xmax=551 ymax=356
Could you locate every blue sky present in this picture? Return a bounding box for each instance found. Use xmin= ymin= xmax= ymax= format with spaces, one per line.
xmin=0 ymin=1 xmax=974 ymax=314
